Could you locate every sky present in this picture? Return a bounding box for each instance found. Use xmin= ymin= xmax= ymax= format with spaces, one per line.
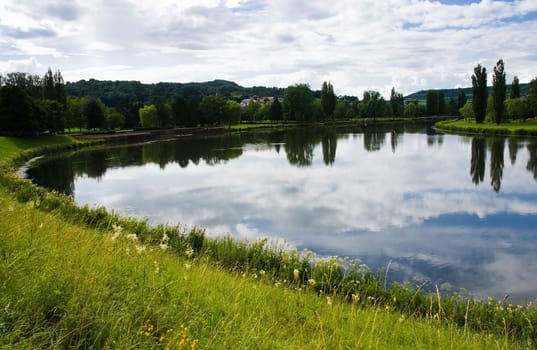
xmin=1 ymin=0 xmax=537 ymax=97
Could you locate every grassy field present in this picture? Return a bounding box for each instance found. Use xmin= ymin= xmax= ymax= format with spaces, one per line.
xmin=0 ymin=135 xmax=535 ymax=348
xmin=436 ymin=119 xmax=537 ymax=137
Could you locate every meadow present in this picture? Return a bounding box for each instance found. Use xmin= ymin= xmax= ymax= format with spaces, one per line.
xmin=435 ymin=119 xmax=537 ymax=137
xmin=0 ymin=135 xmax=535 ymax=348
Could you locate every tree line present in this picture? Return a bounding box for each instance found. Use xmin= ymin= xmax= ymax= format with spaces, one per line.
xmin=2 ymin=64 xmax=537 ymax=136
xmin=461 ymin=60 xmax=537 ymax=123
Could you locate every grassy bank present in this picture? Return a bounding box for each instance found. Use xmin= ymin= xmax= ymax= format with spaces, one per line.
xmin=0 ymin=186 xmax=527 ymax=349
xmin=230 ymin=116 xmax=450 ymax=131
xmin=435 ymin=119 xmax=537 ymax=137
xmin=1 ymin=135 xmax=536 ymax=348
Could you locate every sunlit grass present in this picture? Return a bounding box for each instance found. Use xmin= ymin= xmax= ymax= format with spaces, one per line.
xmin=0 ymin=135 xmax=76 ymax=161
xmin=436 ymin=119 xmax=537 ymax=136
xmin=0 ymin=188 xmax=526 ymax=349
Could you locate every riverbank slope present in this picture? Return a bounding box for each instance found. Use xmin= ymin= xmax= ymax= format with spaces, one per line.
xmin=0 ymin=135 xmax=533 ymax=348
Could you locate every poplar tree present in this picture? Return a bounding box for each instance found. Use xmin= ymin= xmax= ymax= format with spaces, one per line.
xmin=510 ymin=76 xmax=520 ymax=99
xmin=472 ymin=64 xmax=488 ymax=124
xmin=492 ymin=59 xmax=506 ymax=124
xmin=321 ymin=81 xmax=336 ymax=120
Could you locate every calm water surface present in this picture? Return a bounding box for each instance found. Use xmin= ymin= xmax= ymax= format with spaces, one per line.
xmin=25 ymin=125 xmax=537 ymax=302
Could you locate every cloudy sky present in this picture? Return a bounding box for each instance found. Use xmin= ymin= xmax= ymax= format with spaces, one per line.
xmin=1 ymin=0 xmax=537 ymax=97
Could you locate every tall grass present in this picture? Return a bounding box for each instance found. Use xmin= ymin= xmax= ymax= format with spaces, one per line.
xmin=0 ymin=188 xmax=527 ymax=349
xmin=1 ymin=135 xmax=536 ymax=348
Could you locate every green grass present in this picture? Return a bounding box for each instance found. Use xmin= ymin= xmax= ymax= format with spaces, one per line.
xmin=0 ymin=135 xmax=76 ymax=161
xmin=436 ymin=119 xmax=537 ymax=137
xmin=0 ymin=188 xmax=525 ymax=349
xmin=1 ymin=134 xmax=536 ymax=348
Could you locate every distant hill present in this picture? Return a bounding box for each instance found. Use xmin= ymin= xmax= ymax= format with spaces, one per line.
xmin=404 ymin=83 xmax=530 ymax=104
xmin=65 ymin=79 xmax=286 ymax=107
xmin=66 ymin=78 xmax=530 ymax=108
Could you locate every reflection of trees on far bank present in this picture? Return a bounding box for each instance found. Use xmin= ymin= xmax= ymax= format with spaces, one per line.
xmin=470 ymin=137 xmax=486 ymax=186
xmin=470 ymin=137 xmax=537 ymax=192
xmin=527 ymin=141 xmax=537 ymax=181
xmin=489 ymin=138 xmax=505 ymax=193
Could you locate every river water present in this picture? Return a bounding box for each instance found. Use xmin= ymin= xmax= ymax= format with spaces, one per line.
xmin=24 ymin=124 xmax=537 ymax=302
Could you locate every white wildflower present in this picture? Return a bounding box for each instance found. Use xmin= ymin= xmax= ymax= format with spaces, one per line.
xmin=127 ymin=233 xmax=138 ymax=242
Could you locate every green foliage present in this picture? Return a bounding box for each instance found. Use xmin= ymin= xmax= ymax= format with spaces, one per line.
xmin=0 ymin=86 xmax=40 ymax=136
xmin=333 ymin=100 xmax=351 ymax=120
xmin=505 ymin=98 xmax=531 ymax=121
xmin=492 ymin=59 xmax=506 ymax=124
xmin=242 ymin=100 xmax=260 ymax=122
xmin=457 ymin=89 xmax=467 ymax=111
xmin=360 ymin=91 xmax=386 ymax=118
xmin=510 ymin=76 xmax=520 ymax=99
xmin=269 ymin=97 xmax=283 ymax=121
xmin=66 ymin=79 xmax=285 ymax=107
xmin=199 ymin=95 xmax=226 ymax=125
xmin=321 ymin=81 xmax=337 ymax=120
xmin=224 ymin=100 xmax=241 ymax=126
xmin=404 ymin=101 xmax=425 ymax=118
xmin=426 ymin=90 xmax=445 ymax=115
xmin=459 ymin=102 xmax=475 ymax=119
xmin=82 ymin=98 xmax=106 ymax=130
xmin=139 ymin=104 xmax=159 ymax=128
xmin=472 ymin=64 xmax=488 ymax=123
xmin=529 ymin=78 xmax=537 ymax=117
xmin=283 ymin=84 xmax=313 ymax=123
xmin=390 ymin=88 xmax=405 ymax=118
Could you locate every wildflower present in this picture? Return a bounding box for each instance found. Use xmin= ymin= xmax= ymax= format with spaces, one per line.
xmin=308 ymin=279 xmax=316 ymax=287
xmin=185 ymin=246 xmax=194 ymax=258
xmin=352 ymin=294 xmax=359 ymax=304
xmin=154 ymin=261 xmax=160 ymax=274
xmin=326 ymin=296 xmax=333 ymax=306
xmin=184 ymin=263 xmax=191 ymax=270
xmin=127 ymin=233 xmax=138 ymax=242
xmin=259 ymin=270 xmax=266 ymax=276
xmin=135 ymin=244 xmax=146 ymax=254
xmin=293 ymin=269 xmax=300 ymax=282
xmin=160 ymin=234 xmax=169 ymax=250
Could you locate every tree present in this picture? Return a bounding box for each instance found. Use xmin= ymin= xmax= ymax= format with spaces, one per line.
xmin=333 ymin=100 xmax=351 ymax=120
xmin=199 ymin=95 xmax=227 ymax=125
xmin=224 ymin=100 xmax=241 ymax=126
xmin=425 ymin=90 xmax=445 ymax=115
xmin=242 ymin=100 xmax=260 ymax=122
xmin=510 ymin=76 xmax=520 ymax=99
xmin=472 ymin=64 xmax=488 ymax=123
xmin=457 ymin=89 xmax=467 ymax=113
xmin=83 ymin=98 xmax=106 ymax=130
xmin=459 ymin=102 xmax=475 ymax=119
xmin=255 ymin=102 xmax=271 ymax=121
xmin=390 ymin=88 xmax=404 ymax=118
xmin=505 ymin=98 xmax=531 ymax=121
xmin=269 ymin=97 xmax=282 ymax=121
xmin=321 ymin=81 xmax=337 ymax=120
xmin=283 ymin=84 xmax=313 ymax=123
xmin=139 ymin=104 xmax=159 ymax=128
xmin=470 ymin=137 xmax=486 ymax=185
xmin=529 ymin=78 xmax=537 ymax=117
xmin=492 ymin=59 xmax=506 ymax=124
xmin=360 ymin=91 xmax=386 ymax=118
xmin=404 ymin=101 xmax=425 ymax=118
xmin=153 ymin=97 xmax=173 ymax=128
xmin=0 ymin=85 xmax=40 ymax=135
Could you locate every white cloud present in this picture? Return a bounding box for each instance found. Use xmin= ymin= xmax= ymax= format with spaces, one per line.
xmin=1 ymin=0 xmax=536 ymax=96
